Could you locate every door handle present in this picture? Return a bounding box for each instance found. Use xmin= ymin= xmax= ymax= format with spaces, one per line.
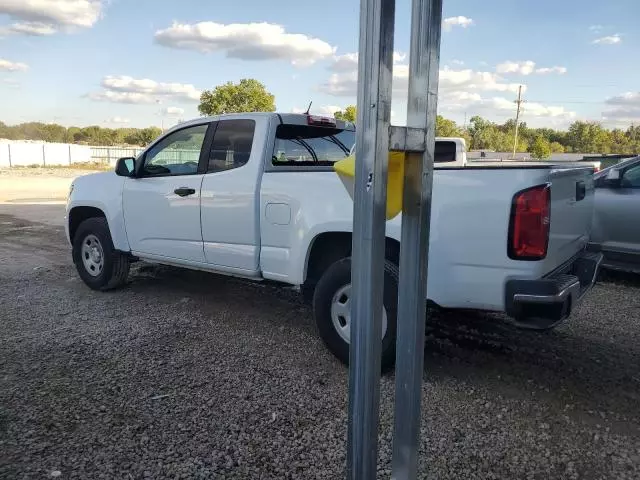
xmin=174 ymin=187 xmax=196 ymax=197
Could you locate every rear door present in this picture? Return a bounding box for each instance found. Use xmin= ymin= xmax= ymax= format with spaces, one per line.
xmin=122 ymin=122 xmax=211 ymax=263
xmin=200 ymin=118 xmax=265 ymax=273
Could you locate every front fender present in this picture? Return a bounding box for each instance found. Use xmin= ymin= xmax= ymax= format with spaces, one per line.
xmin=67 ymin=172 xmax=130 ymax=251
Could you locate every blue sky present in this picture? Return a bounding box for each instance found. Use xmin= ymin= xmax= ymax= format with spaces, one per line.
xmin=1 ymin=0 xmax=639 ymax=130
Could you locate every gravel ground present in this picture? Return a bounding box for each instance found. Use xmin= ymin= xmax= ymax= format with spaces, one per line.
xmin=1 ymin=207 xmax=639 ymax=479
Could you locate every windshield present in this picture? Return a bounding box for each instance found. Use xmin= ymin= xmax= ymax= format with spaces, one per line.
xmin=272 ymin=124 xmax=355 ymax=166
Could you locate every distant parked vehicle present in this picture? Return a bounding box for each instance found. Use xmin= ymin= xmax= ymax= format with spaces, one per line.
xmin=589 ymin=156 xmax=640 ymax=273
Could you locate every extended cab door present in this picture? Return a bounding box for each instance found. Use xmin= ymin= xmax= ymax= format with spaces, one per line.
xmin=200 ymin=118 xmax=266 ymax=274
xmin=122 ymin=122 xmax=212 ymax=263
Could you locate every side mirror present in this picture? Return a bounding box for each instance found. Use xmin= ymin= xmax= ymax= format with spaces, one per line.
xmin=115 ymin=157 xmax=136 ymax=177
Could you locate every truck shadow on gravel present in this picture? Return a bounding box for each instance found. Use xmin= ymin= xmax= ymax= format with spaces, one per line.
xmin=127 ymin=263 xmax=640 ymax=419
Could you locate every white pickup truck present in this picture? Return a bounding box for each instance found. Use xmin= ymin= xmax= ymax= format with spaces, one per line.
xmin=65 ymin=112 xmax=602 ymax=369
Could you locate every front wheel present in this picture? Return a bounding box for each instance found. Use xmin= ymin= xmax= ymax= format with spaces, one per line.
xmin=312 ymin=257 xmax=399 ymax=372
xmin=72 ymin=217 xmax=130 ymax=291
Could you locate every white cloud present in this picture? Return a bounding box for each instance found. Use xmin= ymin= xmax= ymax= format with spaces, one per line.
xmin=534 ymin=66 xmax=567 ymax=75
xmin=102 ymin=75 xmax=201 ymax=101
xmin=589 ymin=25 xmax=603 ymax=32
xmin=319 ymin=54 xmax=576 ymax=124
xmin=0 ymin=58 xmax=28 ymax=72
xmin=393 ymin=52 xmax=406 ymax=63
xmin=1 ymin=21 xmax=57 ymax=36
xmin=592 ymin=34 xmax=622 ymax=45
xmin=0 ymin=0 xmax=104 ymax=35
xmin=329 ymin=53 xmax=358 ymax=72
xmin=438 ymin=67 xmax=524 ymax=94
xmin=321 ymin=62 xmax=523 ymax=97
xmin=496 ymin=61 xmax=567 ymax=76
xmin=87 ymin=91 xmax=159 ymax=104
xmin=605 ymin=91 xmax=640 ymax=107
xmin=443 ymin=16 xmax=474 ymax=32
xmin=440 ymin=93 xmax=576 ymax=122
xmin=329 ymin=51 xmax=407 ymax=73
xmin=163 ymin=106 xmax=185 ymax=116
xmin=107 ymin=116 xmax=130 ymax=124
xmin=87 ymin=75 xmax=202 ymax=104
xmin=154 ymin=21 xmax=335 ymax=66
xmin=450 ymin=59 xmax=464 ymax=66
xmin=602 ymin=92 xmax=640 ymax=125
xmin=496 ymin=61 xmax=536 ymax=75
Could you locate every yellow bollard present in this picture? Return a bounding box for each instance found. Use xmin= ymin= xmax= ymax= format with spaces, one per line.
xmin=333 ymin=151 xmax=406 ymax=220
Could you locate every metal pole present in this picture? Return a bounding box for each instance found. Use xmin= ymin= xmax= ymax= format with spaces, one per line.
xmin=348 ymin=0 xmax=395 ymax=478
xmin=7 ymin=143 xmax=12 ymax=168
xmin=42 ymin=144 xmax=46 ymax=167
xmin=391 ymin=0 xmax=443 ymax=478
xmin=512 ymin=85 xmax=523 ymax=158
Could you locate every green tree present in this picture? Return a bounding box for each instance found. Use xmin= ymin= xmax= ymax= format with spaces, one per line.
xmin=435 ymin=115 xmax=462 ymax=137
xmin=198 ymin=78 xmax=276 ymax=115
xmin=334 ymin=105 xmax=357 ymax=123
xmin=529 ymin=136 xmax=552 ymax=159
xmin=549 ymin=141 xmax=565 ymax=153
xmin=567 ymin=121 xmax=611 ymax=153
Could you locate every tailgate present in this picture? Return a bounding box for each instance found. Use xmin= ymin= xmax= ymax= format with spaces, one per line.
xmin=543 ymin=166 xmax=595 ymax=272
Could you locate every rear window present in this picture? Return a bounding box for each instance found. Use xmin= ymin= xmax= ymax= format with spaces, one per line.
xmin=272 ymin=124 xmax=354 ymax=166
xmin=434 ymin=141 xmax=457 ymax=163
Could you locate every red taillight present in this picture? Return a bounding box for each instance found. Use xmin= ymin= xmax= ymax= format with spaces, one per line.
xmin=508 ymin=184 xmax=551 ymax=260
xmin=307 ymin=115 xmax=336 ymax=127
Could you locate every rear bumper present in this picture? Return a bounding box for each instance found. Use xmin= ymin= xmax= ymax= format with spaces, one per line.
xmin=505 ymin=251 xmax=603 ymax=329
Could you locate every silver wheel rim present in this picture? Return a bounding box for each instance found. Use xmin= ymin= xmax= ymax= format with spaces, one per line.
xmin=331 ymin=284 xmax=388 ymax=344
xmin=81 ymin=234 xmax=104 ymax=277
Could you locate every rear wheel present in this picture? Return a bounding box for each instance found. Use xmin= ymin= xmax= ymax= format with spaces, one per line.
xmin=72 ymin=217 xmax=130 ymax=291
xmin=312 ymin=257 xmax=398 ymax=372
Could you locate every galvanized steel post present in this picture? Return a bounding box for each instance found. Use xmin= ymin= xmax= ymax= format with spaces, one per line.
xmin=347 ymin=0 xmax=396 ymax=478
xmin=392 ymin=0 xmax=443 ymax=479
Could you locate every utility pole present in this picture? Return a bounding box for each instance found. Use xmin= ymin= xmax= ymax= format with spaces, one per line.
xmin=512 ymin=85 xmax=524 ymax=158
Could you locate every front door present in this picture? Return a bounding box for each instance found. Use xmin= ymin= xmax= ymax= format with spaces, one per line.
xmin=122 ymin=123 xmax=211 ymax=263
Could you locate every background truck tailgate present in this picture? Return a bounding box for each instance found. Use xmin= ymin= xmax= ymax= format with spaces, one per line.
xmin=543 ymin=166 xmax=595 ymax=272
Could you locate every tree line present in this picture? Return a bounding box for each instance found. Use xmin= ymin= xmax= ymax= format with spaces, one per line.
xmin=0 ymin=121 xmax=163 ymax=147
xmin=3 ymin=78 xmax=639 ymax=157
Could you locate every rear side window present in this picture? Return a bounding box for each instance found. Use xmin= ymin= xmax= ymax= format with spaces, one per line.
xmin=434 ymin=141 xmax=457 ymax=163
xmin=272 ymin=125 xmax=354 ymax=166
xmin=208 ymin=119 xmax=256 ymax=173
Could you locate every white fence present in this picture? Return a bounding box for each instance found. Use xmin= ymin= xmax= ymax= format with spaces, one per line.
xmin=0 ymin=141 xmax=144 ymax=168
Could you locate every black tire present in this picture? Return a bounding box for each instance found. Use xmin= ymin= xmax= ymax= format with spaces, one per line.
xmin=312 ymin=257 xmax=399 ymax=372
xmin=72 ymin=217 xmax=130 ymax=291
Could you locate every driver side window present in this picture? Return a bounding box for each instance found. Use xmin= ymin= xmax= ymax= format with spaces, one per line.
xmin=621 ymin=164 xmax=640 ymax=188
xmin=143 ymin=124 xmax=209 ymax=176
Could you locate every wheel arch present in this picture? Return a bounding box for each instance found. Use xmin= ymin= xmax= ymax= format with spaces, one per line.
xmin=68 ymin=206 xmax=106 ymax=244
xmin=302 ymin=231 xmax=400 ymax=302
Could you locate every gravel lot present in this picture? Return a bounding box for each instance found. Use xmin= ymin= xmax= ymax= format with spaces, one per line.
xmin=1 ymin=175 xmax=639 ymax=479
